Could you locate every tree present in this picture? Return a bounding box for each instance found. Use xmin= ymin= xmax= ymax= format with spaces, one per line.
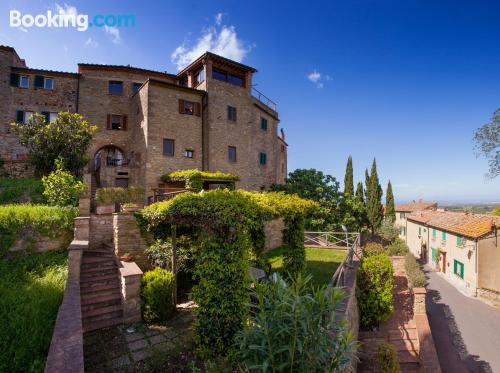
xmin=11 ymin=112 xmax=96 ymax=176
xmin=385 ymin=181 xmax=395 ymax=222
xmin=355 ymin=182 xmax=364 ymax=204
xmin=344 ymin=156 xmax=354 ymax=196
xmin=366 ymin=159 xmax=383 ymax=233
xmin=492 ymin=206 xmax=500 ymax=216
xmin=474 ymin=108 xmax=500 ymax=178
xmin=365 ymin=169 xmax=370 ymax=200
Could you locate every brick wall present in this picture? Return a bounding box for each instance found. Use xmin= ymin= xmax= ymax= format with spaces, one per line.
xmin=89 ymin=214 xmax=114 ymax=249
xmin=264 ymin=218 xmax=284 ymax=250
xmin=113 ymin=213 xmax=151 ymax=270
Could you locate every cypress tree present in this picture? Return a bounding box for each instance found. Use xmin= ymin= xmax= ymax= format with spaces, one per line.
xmin=344 ymin=156 xmax=354 ymax=196
xmin=356 ymin=181 xmax=364 ymax=204
xmin=364 ymin=169 xmax=370 ymax=200
xmin=385 ymin=181 xmax=395 ymax=222
xmin=366 ymin=159 xmax=383 ymax=233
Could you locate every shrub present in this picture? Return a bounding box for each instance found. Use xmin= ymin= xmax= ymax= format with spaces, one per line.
xmin=282 ymin=215 xmax=306 ymax=276
xmin=377 ymin=218 xmax=400 ymax=242
xmin=377 ymin=342 xmax=400 ymax=373
xmin=141 ymin=267 xmax=176 ymax=322
xmin=236 ymin=274 xmax=357 ymax=372
xmin=0 ymin=250 xmax=67 ymax=372
xmin=0 ymin=204 xmax=78 ymax=257
xmin=96 ymin=186 xmax=144 ymax=206
xmin=0 ymin=178 xmax=45 ymax=204
xmin=405 ymin=253 xmax=426 ymax=288
xmin=357 ymin=252 xmax=394 ymax=328
xmin=387 ymin=238 xmax=409 ymax=256
xmin=162 ymin=169 xmax=239 ymax=191
xmin=145 ymin=236 xmax=192 ymax=271
xmin=42 ymin=159 xmax=86 ymax=206
xmin=363 ymin=241 xmax=384 ymax=257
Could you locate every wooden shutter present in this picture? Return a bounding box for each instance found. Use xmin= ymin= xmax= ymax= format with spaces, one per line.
xmin=41 ymin=111 xmax=50 ymax=123
xmin=178 ymin=99 xmax=185 ymax=114
xmin=106 ymin=114 xmax=111 ymax=130
xmin=194 ymin=102 xmax=201 ymax=117
xmin=122 ymin=115 xmax=127 ymax=130
xmin=16 ymin=110 xmax=24 ymax=123
xmin=34 ymin=75 xmax=44 ymax=88
xmin=10 ymin=73 xmax=19 ymax=87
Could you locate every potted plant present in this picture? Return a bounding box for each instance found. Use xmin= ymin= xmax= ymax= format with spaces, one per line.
xmin=120 ymin=186 xmax=145 ymax=213
xmin=95 ymin=188 xmax=114 ymax=214
xmin=120 ymin=252 xmax=134 ymax=262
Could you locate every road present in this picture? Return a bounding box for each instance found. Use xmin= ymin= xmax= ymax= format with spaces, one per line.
xmin=424 ymin=266 xmax=500 ymax=373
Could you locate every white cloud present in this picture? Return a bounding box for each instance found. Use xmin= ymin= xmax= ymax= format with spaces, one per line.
xmin=54 ymin=3 xmax=78 ymax=17
xmin=171 ymin=14 xmax=254 ymax=70
xmin=85 ymin=37 xmax=98 ymax=48
xmin=103 ymin=25 xmax=121 ymax=44
xmin=307 ymin=69 xmax=332 ymax=88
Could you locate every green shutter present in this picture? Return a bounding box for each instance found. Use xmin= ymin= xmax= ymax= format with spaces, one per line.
xmin=432 ymin=228 xmax=436 ymax=237
xmin=10 ymin=73 xmax=20 ymax=87
xmin=418 ymin=227 xmax=422 ymax=235
xmin=41 ymin=111 xmax=50 ymax=123
xmin=454 ymin=260 xmax=464 ymax=279
xmin=442 ymin=231 xmax=446 ymax=240
xmin=16 ymin=110 xmax=24 ymax=123
xmin=456 ymin=236 xmax=462 ymax=246
xmin=34 ymin=75 xmax=44 ymax=88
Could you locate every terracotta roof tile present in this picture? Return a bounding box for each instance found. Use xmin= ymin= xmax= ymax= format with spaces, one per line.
xmin=407 ymin=210 xmax=500 ymax=238
xmin=395 ymin=201 xmax=437 ymax=212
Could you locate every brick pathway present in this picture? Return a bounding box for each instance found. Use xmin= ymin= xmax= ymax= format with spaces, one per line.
xmin=84 ymin=301 xmax=195 ymax=372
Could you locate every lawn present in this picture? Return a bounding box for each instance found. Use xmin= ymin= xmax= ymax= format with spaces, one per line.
xmin=265 ymin=247 xmax=346 ymax=287
xmin=0 ymin=250 xmax=68 ymax=373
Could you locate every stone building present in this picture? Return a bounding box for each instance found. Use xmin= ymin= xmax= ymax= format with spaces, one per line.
xmin=394 ymin=200 xmax=437 ymax=239
xmin=0 ymin=46 xmax=287 ymax=196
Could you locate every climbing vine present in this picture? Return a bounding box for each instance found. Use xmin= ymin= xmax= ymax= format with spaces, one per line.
xmin=161 ymin=169 xmax=239 ymax=191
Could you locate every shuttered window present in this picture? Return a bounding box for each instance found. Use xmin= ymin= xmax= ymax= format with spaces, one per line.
xmin=163 ymin=139 xmax=174 ymax=156
xmin=34 ymin=75 xmax=44 ymax=88
xmin=106 ymin=114 xmax=127 ymax=130
xmin=259 ymin=152 xmax=267 ymax=166
xmin=441 ymin=231 xmax=447 ymax=241
xmin=178 ymin=99 xmax=201 ymax=116
xmin=227 ymin=106 xmax=237 ymax=121
xmin=228 ymin=146 xmax=237 ymax=162
xmin=261 ymin=117 xmax=268 ymax=130
xmin=453 ymin=260 xmax=464 ymax=279
xmin=456 ymin=235 xmax=463 ymax=246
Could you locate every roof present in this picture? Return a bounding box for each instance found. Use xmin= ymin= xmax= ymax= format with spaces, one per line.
xmin=177 ymin=51 xmax=257 ymax=76
xmin=407 ymin=210 xmax=500 ymax=239
xmin=395 ymin=201 xmax=437 ymax=212
xmin=11 ymin=66 xmax=79 ymax=78
xmin=78 ymin=63 xmax=177 ymax=79
xmin=0 ymin=45 xmax=15 ymax=52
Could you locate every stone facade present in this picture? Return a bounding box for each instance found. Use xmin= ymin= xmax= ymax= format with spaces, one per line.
xmin=264 ymin=218 xmax=284 ymax=250
xmin=119 ymin=261 xmax=143 ymax=324
xmin=113 ymin=213 xmax=151 ymax=270
xmin=1 ymin=46 xmax=287 ymax=197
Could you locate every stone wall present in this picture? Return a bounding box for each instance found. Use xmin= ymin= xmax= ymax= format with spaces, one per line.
xmin=89 ymin=214 xmax=114 ymax=249
xmin=264 ymin=218 xmax=284 ymax=250
xmin=113 ymin=213 xmax=151 ymax=270
xmin=119 ymin=261 xmax=143 ymax=324
xmin=9 ymin=231 xmax=72 ymax=253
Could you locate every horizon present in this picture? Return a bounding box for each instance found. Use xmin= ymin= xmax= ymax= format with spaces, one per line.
xmin=1 ymin=0 xmax=499 ymax=203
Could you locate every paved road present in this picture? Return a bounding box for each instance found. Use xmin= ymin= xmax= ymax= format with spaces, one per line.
xmin=424 ymin=266 xmax=500 ymax=373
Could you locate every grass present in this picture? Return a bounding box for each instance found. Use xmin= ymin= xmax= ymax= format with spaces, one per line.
xmin=0 ymin=250 xmax=68 ymax=372
xmin=0 ymin=178 xmax=45 ymax=204
xmin=265 ymin=247 xmax=346 ymax=287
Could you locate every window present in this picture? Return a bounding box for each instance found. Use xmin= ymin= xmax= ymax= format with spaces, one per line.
xmin=227 ymin=106 xmax=237 ymax=121
xmin=41 ymin=111 xmax=58 ymax=123
xmin=441 ymin=231 xmax=447 ymax=241
xmin=456 ymin=235 xmax=463 ymax=246
xmin=194 ymin=68 xmax=205 ymax=86
xmin=184 ymin=149 xmax=194 ymax=158
xmin=400 ymin=212 xmax=405 ymax=219
xmin=108 ymin=81 xmax=123 ymax=95
xmin=281 ymin=144 xmax=285 ymax=152
xmin=261 ymin=117 xmax=268 ymax=131
xmin=228 ymin=146 xmax=237 ymax=162
xmin=132 ymin=82 xmax=142 ymax=95
xmin=281 ymin=163 xmax=285 ymax=174
xmin=453 ymin=260 xmax=464 ymax=279
xmin=259 ymin=152 xmax=267 ymax=166
xmin=432 ymin=228 xmax=436 ymax=238
xmin=418 ymin=227 xmax=422 ymax=236
xmin=212 ymin=69 xmax=226 ymax=81
xmin=179 ymin=77 xmax=188 ymax=87
xmin=178 ymin=99 xmax=200 ymax=116
xmin=212 ymin=68 xmax=245 ymax=87
xmin=19 ymin=75 xmax=29 ymax=88
xmin=16 ymin=110 xmax=34 ymax=124
xmin=106 ymin=114 xmax=127 ymax=131
xmin=400 ymin=226 xmax=406 ymax=236
xmin=163 ymin=139 xmax=175 ymax=156
xmin=44 ymin=77 xmax=54 ymax=90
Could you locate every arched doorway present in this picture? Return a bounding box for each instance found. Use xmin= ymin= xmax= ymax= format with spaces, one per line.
xmin=93 ymin=145 xmax=128 ymax=187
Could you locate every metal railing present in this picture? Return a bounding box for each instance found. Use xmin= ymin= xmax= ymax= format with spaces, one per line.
xmin=106 ymin=158 xmax=130 ymax=167
xmin=304 ymin=231 xmax=359 ymax=249
xmin=252 ymin=87 xmax=277 ymax=112
xmin=328 ymin=233 xmax=361 ymax=288
xmin=147 ymin=189 xmax=190 ymax=205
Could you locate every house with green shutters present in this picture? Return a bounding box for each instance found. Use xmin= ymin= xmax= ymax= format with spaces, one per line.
xmin=405 ymin=210 xmax=500 ymax=301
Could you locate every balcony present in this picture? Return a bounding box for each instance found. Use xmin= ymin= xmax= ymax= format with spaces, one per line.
xmin=252 ymin=87 xmax=277 ymax=112
xmin=106 ymin=158 xmax=130 ymax=167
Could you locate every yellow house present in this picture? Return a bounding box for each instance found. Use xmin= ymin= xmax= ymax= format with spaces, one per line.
xmin=395 ymin=200 xmax=437 ymax=240
xmin=406 ymin=210 xmax=500 ymax=300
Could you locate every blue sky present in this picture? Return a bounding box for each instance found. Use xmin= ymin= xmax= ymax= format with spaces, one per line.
xmin=1 ymin=0 xmax=499 ymax=203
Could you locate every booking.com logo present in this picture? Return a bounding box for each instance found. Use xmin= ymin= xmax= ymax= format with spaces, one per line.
xmin=9 ymin=10 xmax=135 ymax=32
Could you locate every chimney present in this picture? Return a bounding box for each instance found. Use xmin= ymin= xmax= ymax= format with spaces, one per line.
xmin=280 ymin=128 xmax=285 ymax=141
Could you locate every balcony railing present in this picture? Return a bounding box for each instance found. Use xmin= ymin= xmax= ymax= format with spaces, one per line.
xmin=252 ymin=87 xmax=277 ymax=112
xmin=106 ymin=158 xmax=130 ymax=167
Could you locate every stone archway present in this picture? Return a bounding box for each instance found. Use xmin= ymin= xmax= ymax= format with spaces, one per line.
xmin=93 ymin=145 xmax=126 ymax=187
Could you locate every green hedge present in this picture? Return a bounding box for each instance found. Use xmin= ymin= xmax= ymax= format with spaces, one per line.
xmin=141 ymin=267 xmax=176 ymax=322
xmin=0 ymin=204 xmax=78 ymax=257
xmin=357 ymin=252 xmax=394 ymax=328
xmin=405 ymin=253 xmax=426 ymax=288
xmin=162 ymin=169 xmax=239 ymax=191
xmin=377 ymin=341 xmax=400 ymax=372
xmin=0 ymin=178 xmax=45 ymax=204
xmin=387 ymin=238 xmax=409 ymax=256
xmin=0 ymin=250 xmax=67 ymax=372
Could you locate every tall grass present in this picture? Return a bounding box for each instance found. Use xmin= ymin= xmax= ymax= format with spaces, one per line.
xmin=0 ymin=250 xmax=68 ymax=372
